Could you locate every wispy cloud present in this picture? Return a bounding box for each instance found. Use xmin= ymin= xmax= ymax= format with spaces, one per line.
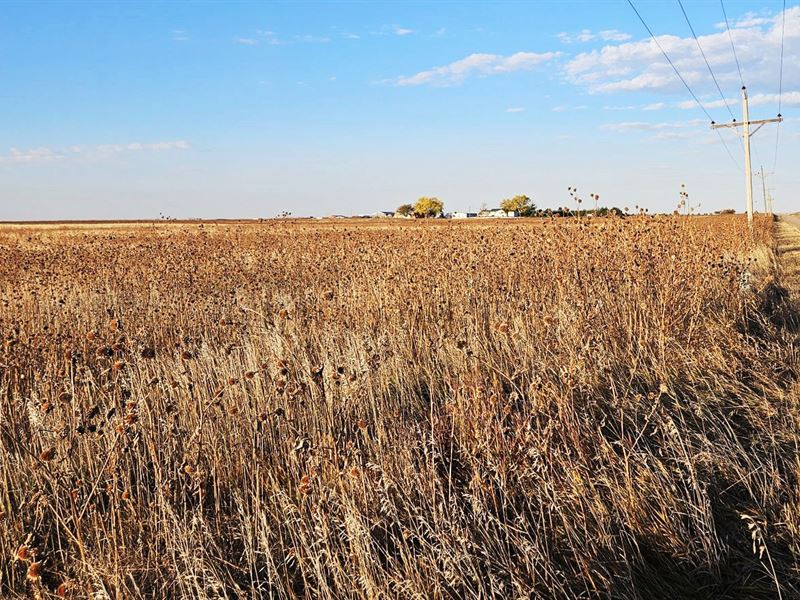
xmin=394 ymin=51 xmax=561 ymax=87
xmin=234 ymin=37 xmax=258 ymax=46
xmin=600 ymin=119 xmax=709 ymax=140
xmin=172 ymin=29 xmax=189 ymax=42
xmin=0 ymin=147 xmax=64 ymax=165
xmin=506 ymin=107 xmax=525 ymax=113
xmin=0 ymin=141 xmax=191 ymax=165
xmin=295 ymin=34 xmax=330 ymax=43
xmin=373 ymin=24 xmax=414 ymax=37
xmin=95 ymin=141 xmax=191 ymax=154
xmin=256 ymin=30 xmax=282 ymax=45
xmin=602 ymin=102 xmax=666 ymax=111
xmin=677 ymin=90 xmax=800 ymax=110
xmin=552 ymin=105 xmax=587 ymax=112
xmin=557 ymin=29 xmax=631 ymax=44
xmin=328 ymin=25 xmax=360 ymax=40
xmin=714 ymin=11 xmax=773 ymax=29
xmin=601 ymin=119 xmax=705 ymax=132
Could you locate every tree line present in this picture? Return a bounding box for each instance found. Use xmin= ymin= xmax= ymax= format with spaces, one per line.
xmin=396 ymin=195 xmax=625 ymax=218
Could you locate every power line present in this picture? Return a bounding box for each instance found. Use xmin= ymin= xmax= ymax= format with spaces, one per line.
xmin=716 ymin=128 xmax=742 ymax=169
xmin=678 ymin=0 xmax=736 ymax=121
xmin=717 ymin=0 xmax=747 ymax=159
xmin=720 ymin=0 xmax=745 ymax=88
xmin=626 ymin=0 xmax=740 ymax=169
xmin=778 ymin=0 xmax=786 ymax=115
xmin=774 ymin=0 xmax=786 ymax=170
xmin=626 ymin=0 xmax=715 ymax=122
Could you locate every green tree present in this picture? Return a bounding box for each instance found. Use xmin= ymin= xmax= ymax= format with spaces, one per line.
xmin=395 ymin=203 xmax=414 ymax=217
xmin=413 ymin=197 xmax=444 ymax=218
xmin=500 ymin=195 xmax=535 ymax=216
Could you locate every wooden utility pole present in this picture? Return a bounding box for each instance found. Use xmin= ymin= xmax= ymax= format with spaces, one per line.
xmin=756 ymin=166 xmax=774 ymax=215
xmin=711 ymin=87 xmax=782 ymax=229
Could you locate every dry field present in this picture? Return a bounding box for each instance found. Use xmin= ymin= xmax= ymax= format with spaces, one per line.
xmin=1 ymin=215 xmax=799 ymax=599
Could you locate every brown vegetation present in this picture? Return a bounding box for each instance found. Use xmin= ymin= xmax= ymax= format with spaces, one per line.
xmin=1 ymin=214 xmax=798 ymax=598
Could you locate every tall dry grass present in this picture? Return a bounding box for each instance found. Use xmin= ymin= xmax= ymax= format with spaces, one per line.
xmin=0 ymin=214 xmax=798 ymax=599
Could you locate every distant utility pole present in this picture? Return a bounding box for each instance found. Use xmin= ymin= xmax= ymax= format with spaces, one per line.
xmin=711 ymin=86 xmax=782 ymax=229
xmin=755 ymin=166 xmax=774 ymax=215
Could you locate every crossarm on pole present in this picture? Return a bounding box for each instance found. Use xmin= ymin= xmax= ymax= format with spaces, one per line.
xmin=711 ymin=117 xmax=783 ymax=131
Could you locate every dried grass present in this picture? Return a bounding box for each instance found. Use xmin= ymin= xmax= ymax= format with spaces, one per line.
xmin=0 ymin=214 xmax=798 ymax=599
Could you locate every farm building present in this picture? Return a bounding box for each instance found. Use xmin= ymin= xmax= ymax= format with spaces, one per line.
xmin=479 ymin=208 xmax=517 ymax=218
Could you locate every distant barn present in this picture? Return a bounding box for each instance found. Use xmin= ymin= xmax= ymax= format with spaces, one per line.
xmin=479 ymin=208 xmax=517 ymax=218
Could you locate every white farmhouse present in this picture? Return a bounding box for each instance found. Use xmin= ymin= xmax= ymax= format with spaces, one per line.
xmin=478 ymin=208 xmax=517 ymax=218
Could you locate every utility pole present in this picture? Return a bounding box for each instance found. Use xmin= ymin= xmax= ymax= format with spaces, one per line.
xmin=711 ymin=87 xmax=782 ymax=229
xmin=755 ymin=167 xmax=774 ymax=215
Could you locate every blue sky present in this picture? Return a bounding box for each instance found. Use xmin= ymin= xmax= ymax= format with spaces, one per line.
xmin=1 ymin=0 xmax=798 ymax=219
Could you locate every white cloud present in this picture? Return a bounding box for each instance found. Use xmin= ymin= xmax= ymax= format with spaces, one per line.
xmin=0 ymin=141 xmax=190 ymax=165
xmin=601 ymin=119 xmax=701 ymax=132
xmin=600 ymin=30 xmax=634 ymax=42
xmin=677 ymin=90 xmax=800 ymax=110
xmin=731 ymin=11 xmax=773 ymax=28
xmin=394 ymin=51 xmax=561 ymax=87
xmin=0 ymin=147 xmax=64 ymax=164
xmin=235 ymin=37 xmax=258 ymax=45
xmin=601 ymin=119 xmax=708 ymax=141
xmin=602 ymin=102 xmax=667 ymax=111
xmin=95 ymin=141 xmax=191 ymax=154
xmin=372 ymin=24 xmax=414 ymax=37
xmin=713 ymin=12 xmax=772 ymax=29
xmin=256 ymin=30 xmax=282 ymax=45
xmin=172 ymin=29 xmax=189 ymax=42
xmin=295 ymin=34 xmax=330 ymax=43
xmin=565 ymin=7 xmax=800 ymax=97
xmin=558 ymin=29 xmax=632 ymax=44
xmin=506 ymin=107 xmax=525 ymax=112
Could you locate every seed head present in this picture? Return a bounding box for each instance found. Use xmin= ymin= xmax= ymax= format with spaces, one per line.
xmin=26 ymin=561 xmax=42 ymax=582
xmin=39 ymin=447 xmax=56 ymax=461
xmin=16 ymin=544 xmax=31 ymax=562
